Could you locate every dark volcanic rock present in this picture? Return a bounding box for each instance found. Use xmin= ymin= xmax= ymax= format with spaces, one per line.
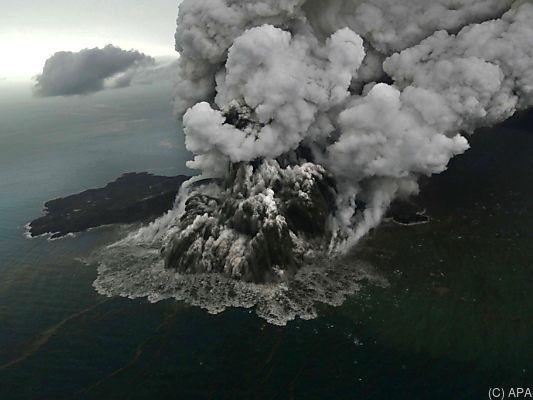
xmin=29 ymin=172 xmax=188 ymax=239
xmin=386 ymin=200 xmax=429 ymax=226
xmin=162 ymin=160 xmax=336 ymax=283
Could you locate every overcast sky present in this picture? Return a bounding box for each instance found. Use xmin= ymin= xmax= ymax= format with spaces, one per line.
xmin=0 ymin=0 xmax=181 ymax=79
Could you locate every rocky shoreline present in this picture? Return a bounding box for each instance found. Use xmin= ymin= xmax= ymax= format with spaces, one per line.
xmin=28 ymin=172 xmax=188 ymax=239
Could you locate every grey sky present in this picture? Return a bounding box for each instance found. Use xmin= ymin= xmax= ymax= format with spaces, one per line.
xmin=0 ymin=0 xmax=181 ymax=79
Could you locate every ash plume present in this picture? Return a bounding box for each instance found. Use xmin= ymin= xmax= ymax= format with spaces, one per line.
xmin=170 ymin=0 xmax=533 ymax=272
xmin=34 ymin=45 xmax=156 ymax=96
xmin=95 ymin=0 xmax=533 ymax=323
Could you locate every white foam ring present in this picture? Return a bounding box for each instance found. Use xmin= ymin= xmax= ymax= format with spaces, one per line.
xmin=90 ymin=229 xmax=387 ymax=326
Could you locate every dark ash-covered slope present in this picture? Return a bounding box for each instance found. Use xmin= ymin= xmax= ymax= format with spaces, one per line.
xmin=164 ymin=159 xmax=338 ymax=283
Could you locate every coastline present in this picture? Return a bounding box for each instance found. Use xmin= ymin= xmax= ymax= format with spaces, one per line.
xmin=27 ymin=172 xmax=188 ymax=239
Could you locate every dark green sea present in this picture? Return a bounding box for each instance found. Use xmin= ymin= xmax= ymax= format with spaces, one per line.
xmin=0 ymin=81 xmax=531 ymax=399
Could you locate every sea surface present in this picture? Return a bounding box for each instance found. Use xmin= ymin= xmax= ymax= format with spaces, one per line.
xmin=0 ymin=80 xmax=531 ymax=399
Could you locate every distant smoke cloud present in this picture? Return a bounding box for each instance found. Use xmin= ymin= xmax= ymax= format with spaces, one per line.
xmin=34 ymin=45 xmax=156 ymax=96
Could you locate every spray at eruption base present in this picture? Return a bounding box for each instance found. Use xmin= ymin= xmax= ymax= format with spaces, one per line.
xmin=163 ymin=159 xmax=337 ymax=283
xmin=95 ymin=0 xmax=533 ymax=321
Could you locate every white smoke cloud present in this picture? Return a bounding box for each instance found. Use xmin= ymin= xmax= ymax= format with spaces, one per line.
xmin=34 ymin=45 xmax=160 ymax=96
xmin=92 ymin=0 xmax=533 ymax=323
xmin=173 ymin=0 xmax=533 ymax=249
xmin=94 ymin=0 xmax=533 ymax=308
xmin=183 ymin=25 xmax=365 ymax=173
xmin=384 ymin=3 xmax=533 ymax=121
xmin=303 ymin=0 xmax=516 ymax=54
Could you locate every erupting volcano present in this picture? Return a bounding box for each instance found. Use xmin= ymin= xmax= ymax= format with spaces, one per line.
xmin=93 ymin=0 xmax=533 ymax=324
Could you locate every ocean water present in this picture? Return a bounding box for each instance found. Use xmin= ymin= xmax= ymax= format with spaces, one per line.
xmin=0 ymin=81 xmax=532 ymax=399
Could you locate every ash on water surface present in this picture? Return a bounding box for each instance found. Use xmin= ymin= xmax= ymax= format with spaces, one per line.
xmin=90 ymin=228 xmax=387 ymax=326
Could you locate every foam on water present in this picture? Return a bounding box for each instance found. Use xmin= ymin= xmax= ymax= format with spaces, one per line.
xmin=89 ymin=221 xmax=387 ymax=326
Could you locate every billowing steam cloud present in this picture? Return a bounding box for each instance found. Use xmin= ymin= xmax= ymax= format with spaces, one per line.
xmin=34 ymin=45 xmax=156 ymax=96
xmin=171 ymin=0 xmax=533 ymax=270
xmin=94 ymin=0 xmax=533 ymax=324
